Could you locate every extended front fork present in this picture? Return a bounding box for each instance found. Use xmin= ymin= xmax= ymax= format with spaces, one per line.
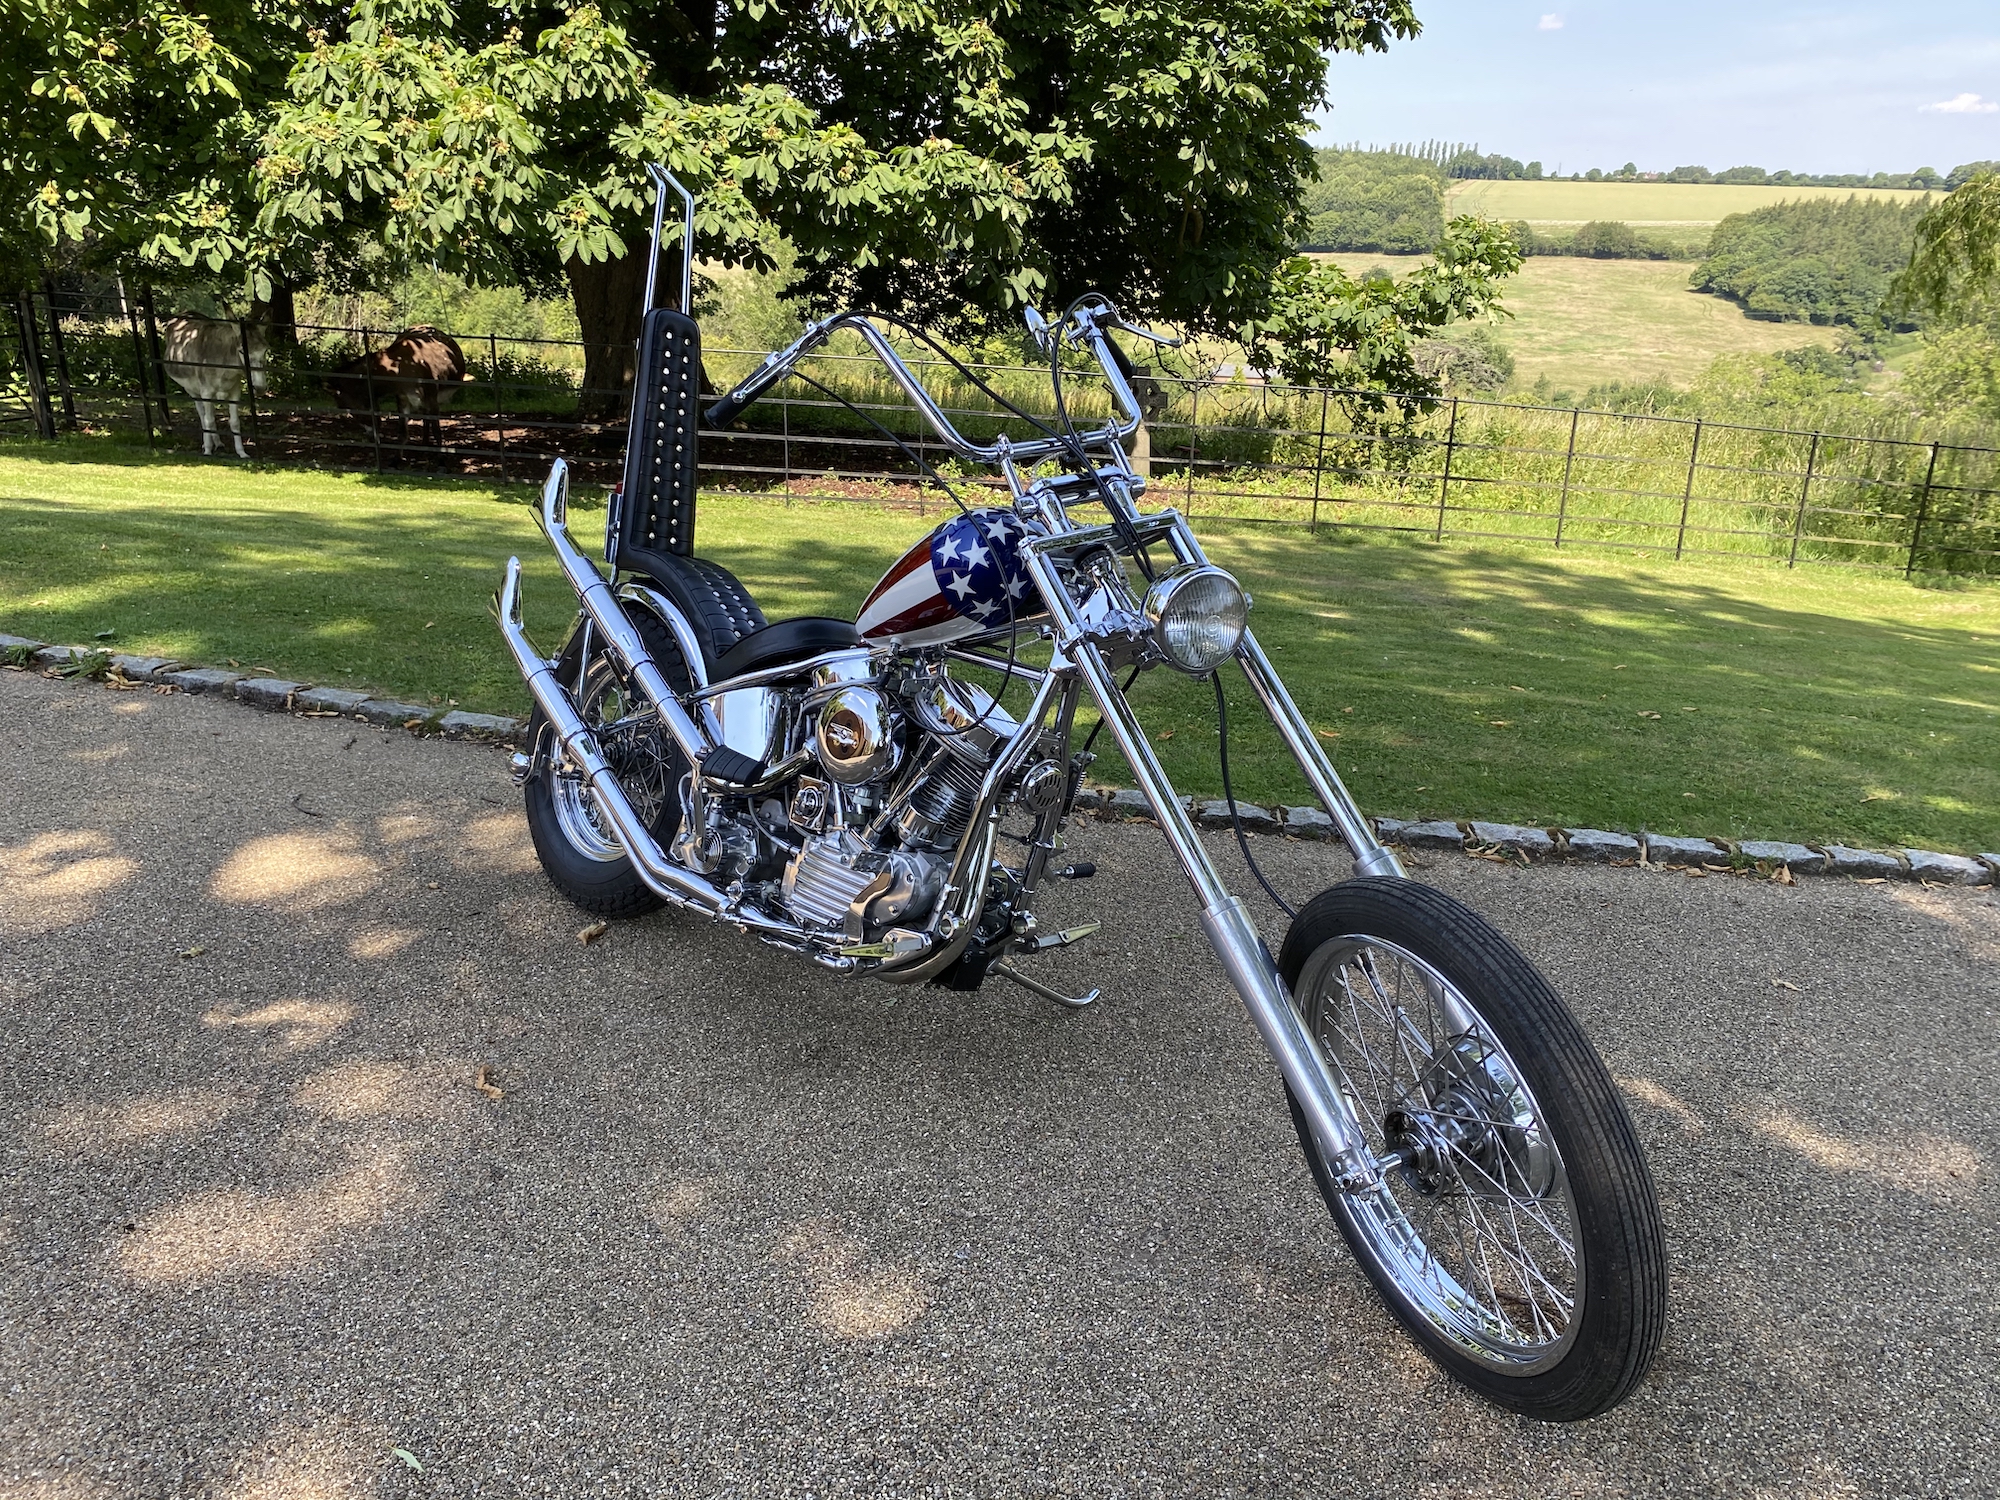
xmin=1016 ymin=522 xmax=1398 ymax=1190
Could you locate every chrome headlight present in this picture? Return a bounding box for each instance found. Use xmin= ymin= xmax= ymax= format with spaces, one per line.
xmin=1143 ymin=564 xmax=1248 ymax=674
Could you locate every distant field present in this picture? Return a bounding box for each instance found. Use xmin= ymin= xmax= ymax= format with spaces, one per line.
xmin=1446 ymin=179 xmax=1938 ymax=226
xmin=1323 ymin=255 xmax=1832 ymax=390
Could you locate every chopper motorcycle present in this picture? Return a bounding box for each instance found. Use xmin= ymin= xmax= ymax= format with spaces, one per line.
xmin=493 ymin=168 xmax=1666 ymax=1420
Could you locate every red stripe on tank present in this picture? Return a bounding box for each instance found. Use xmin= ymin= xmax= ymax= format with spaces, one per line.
xmin=862 ymin=595 xmax=959 ymax=640
xmin=859 ymin=540 xmax=936 ymax=615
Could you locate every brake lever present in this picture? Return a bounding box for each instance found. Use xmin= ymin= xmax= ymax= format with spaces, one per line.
xmin=1111 ymin=317 xmax=1184 ymax=350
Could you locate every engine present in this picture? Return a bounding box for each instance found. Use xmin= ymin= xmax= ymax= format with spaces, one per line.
xmin=668 ymin=657 xmax=1028 ymax=946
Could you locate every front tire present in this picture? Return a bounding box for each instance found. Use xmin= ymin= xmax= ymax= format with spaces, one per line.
xmin=1279 ymin=878 xmax=1667 ymax=1420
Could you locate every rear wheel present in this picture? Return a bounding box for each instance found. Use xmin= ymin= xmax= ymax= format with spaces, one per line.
xmin=522 ymin=614 xmax=689 ymax=918
xmin=1279 ymin=878 xmax=1666 ymax=1420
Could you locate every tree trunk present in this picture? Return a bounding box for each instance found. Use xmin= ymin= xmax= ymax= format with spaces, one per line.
xmin=251 ymin=277 xmax=299 ymax=349
xmin=568 ymin=250 xmax=657 ymax=421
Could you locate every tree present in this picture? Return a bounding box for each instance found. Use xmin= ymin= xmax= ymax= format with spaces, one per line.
xmin=0 ymin=0 xmax=309 ymax=296
xmin=1244 ymin=215 xmax=1521 ymax=402
xmin=1295 ymin=148 xmax=1444 ymax=253
xmin=1694 ymin=196 xmax=1932 ymax=327
xmin=257 ymin=0 xmax=1422 ymax=409
xmin=1891 ymin=173 xmax=2000 ymax=324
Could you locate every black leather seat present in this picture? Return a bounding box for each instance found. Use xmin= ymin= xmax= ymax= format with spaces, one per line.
xmin=713 ymin=617 xmax=861 ymax=681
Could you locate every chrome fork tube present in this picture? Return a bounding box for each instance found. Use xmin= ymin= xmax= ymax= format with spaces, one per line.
xmin=536 ymin=461 xmax=720 ymax=774
xmin=1017 ymin=552 xmax=1378 ymax=1183
xmin=1233 ymin=632 xmax=1404 ymax=880
xmin=1156 ymin=517 xmax=1403 ymax=880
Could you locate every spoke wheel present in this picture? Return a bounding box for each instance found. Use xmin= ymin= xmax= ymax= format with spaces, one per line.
xmin=523 ymin=614 xmax=690 ymax=919
xmin=549 ymin=660 xmax=676 ymax=864
xmin=1279 ymin=878 xmax=1666 ymax=1420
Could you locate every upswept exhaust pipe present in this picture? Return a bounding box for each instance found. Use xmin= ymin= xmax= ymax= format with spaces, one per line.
xmin=493 ymin=556 xmax=795 ymax=937
xmin=532 ymin=462 xmax=757 ymax=785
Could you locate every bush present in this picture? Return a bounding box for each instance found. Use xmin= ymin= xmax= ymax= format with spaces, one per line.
xmin=1414 ymin=326 xmax=1514 ymax=393
xmin=1898 ymin=324 xmax=2000 ymax=425
xmin=1691 ymin=196 xmax=1935 ymax=325
xmin=1297 ymin=150 xmax=1446 ymax=253
xmin=1507 ymin=221 xmax=1702 ymax=261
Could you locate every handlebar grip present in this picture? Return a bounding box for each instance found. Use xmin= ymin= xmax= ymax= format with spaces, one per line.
xmin=703 ymin=389 xmax=755 ymax=429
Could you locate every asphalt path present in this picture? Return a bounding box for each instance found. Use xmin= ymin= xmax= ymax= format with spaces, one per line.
xmin=2 ymin=667 xmax=1995 ymax=1499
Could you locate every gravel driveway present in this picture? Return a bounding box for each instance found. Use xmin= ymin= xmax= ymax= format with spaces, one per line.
xmin=2 ymin=668 xmax=1995 ymax=1499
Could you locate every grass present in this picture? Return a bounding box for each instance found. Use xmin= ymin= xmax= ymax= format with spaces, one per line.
xmin=4 ymin=442 xmax=1996 ymax=854
xmin=1322 ymin=254 xmax=1834 ymax=390
xmin=1445 ymin=180 xmax=1938 ymax=225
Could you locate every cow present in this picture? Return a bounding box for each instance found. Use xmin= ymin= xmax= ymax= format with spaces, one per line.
xmin=324 ymin=326 xmax=470 ymax=455
xmin=160 ymin=317 xmax=270 ymax=458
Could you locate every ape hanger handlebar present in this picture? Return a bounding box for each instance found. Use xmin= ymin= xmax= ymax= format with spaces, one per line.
xmin=702 ymin=298 xmax=1174 ymax=468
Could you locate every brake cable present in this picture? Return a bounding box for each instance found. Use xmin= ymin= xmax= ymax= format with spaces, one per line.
xmin=1214 ymin=672 xmax=1296 ymax=919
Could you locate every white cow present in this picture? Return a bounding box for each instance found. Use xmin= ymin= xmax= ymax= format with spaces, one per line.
xmin=160 ymin=317 xmax=270 ymax=458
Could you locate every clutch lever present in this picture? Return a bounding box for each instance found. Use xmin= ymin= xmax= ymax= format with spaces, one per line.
xmin=1110 ymin=315 xmax=1183 ymax=350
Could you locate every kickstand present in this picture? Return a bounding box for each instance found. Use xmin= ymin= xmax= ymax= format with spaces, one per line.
xmin=991 ymin=960 xmax=1100 ymax=1010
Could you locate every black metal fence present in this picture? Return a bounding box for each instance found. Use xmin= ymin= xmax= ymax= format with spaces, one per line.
xmin=5 ymin=285 xmax=1997 ymax=575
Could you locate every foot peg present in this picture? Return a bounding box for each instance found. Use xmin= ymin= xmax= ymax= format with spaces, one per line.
xmin=992 ymin=960 xmax=1100 ymax=1010
xmin=700 ymin=745 xmax=766 ymax=788
xmin=1019 ymin=920 xmax=1100 ymax=954
xmin=1054 ymin=861 xmax=1096 ymax=879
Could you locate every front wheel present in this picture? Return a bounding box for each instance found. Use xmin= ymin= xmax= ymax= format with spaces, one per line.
xmin=1279 ymin=878 xmax=1666 ymax=1420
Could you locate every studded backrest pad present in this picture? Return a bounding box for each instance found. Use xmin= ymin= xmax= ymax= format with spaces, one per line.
xmin=616 ymin=308 xmax=702 ymax=561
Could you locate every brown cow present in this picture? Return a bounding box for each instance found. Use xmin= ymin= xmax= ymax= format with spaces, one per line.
xmin=324 ymin=326 xmax=469 ymax=454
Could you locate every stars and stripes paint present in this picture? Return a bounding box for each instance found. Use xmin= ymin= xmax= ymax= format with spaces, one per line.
xmin=855 ymin=507 xmax=1041 ymax=647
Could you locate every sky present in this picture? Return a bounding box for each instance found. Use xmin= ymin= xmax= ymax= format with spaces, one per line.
xmin=1317 ymin=2 xmax=2000 ymax=175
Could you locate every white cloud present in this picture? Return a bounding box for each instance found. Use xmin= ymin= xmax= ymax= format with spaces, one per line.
xmin=1923 ymin=92 xmax=1998 ymax=114
xmin=1539 ymin=13 xmax=1564 ymax=30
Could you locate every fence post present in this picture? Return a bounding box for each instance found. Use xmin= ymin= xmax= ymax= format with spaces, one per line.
xmin=1309 ymin=390 xmax=1329 ymax=535
xmin=237 ymin=319 xmax=260 ymax=458
xmin=140 ymin=288 xmax=170 ymax=420
xmin=10 ymin=294 xmax=56 ymax=439
xmin=1434 ymin=397 xmax=1460 ymax=542
xmin=363 ymin=330 xmax=383 ymax=472
xmin=1554 ymin=406 xmax=1579 ymax=547
xmin=1906 ymin=441 xmax=1941 ymax=578
xmin=781 ymin=382 xmax=792 ymax=504
xmin=39 ymin=278 xmax=78 ymax=430
xmin=1184 ymin=383 xmax=1199 ymax=518
xmin=119 ymin=279 xmax=156 ymax=447
xmin=488 ymin=334 xmax=504 ymax=482
xmin=1787 ymin=431 xmax=1821 ymax=567
xmin=1675 ymin=420 xmax=1703 ymax=559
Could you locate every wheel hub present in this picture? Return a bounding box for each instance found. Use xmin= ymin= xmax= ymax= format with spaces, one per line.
xmin=1380 ymin=1039 xmax=1556 ymax=1201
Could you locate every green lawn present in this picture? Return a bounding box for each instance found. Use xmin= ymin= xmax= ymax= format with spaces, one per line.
xmin=4 ymin=442 xmax=1996 ymax=854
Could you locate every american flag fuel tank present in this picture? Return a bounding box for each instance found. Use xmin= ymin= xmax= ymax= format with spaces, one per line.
xmin=854 ymin=507 xmax=1043 ymax=647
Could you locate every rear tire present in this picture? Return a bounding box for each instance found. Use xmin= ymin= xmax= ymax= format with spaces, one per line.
xmin=522 ymin=613 xmax=690 ymax=919
xmin=1279 ymin=877 xmax=1667 ymax=1420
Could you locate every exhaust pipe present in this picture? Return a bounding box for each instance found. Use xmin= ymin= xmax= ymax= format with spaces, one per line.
xmin=533 ymin=462 xmax=759 ymax=785
xmin=493 ymin=557 xmax=795 ymax=937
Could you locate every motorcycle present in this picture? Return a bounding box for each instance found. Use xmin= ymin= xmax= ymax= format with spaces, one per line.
xmin=494 ymin=167 xmax=1667 ymax=1420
